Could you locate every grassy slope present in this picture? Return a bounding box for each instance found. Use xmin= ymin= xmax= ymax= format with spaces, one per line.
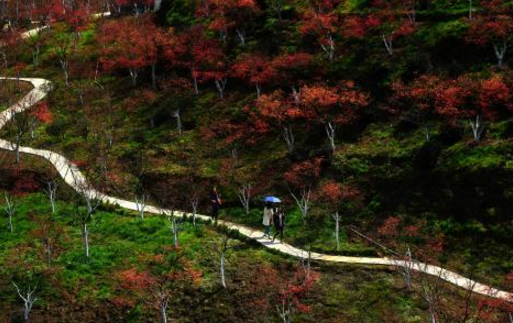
xmin=0 ymin=193 xmax=440 ymax=323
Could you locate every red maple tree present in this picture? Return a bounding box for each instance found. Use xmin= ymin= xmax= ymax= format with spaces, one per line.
xmin=467 ymin=0 xmax=513 ymax=69
xmin=300 ymin=81 xmax=368 ymax=152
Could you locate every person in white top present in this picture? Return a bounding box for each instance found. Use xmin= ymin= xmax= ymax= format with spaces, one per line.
xmin=262 ymin=202 xmax=273 ymax=238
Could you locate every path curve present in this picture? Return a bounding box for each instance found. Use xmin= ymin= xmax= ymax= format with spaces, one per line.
xmin=1 ymin=41 xmax=513 ymax=305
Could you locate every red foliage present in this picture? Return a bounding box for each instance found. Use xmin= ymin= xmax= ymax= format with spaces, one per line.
xmin=404 ymin=224 xmax=422 ymax=237
xmin=284 ymin=158 xmax=323 ymax=188
xmin=271 ymin=52 xmax=313 ymax=84
xmin=196 ymin=0 xmax=260 ymax=34
xmin=467 ymin=0 xmax=513 ymax=44
xmin=436 ymin=74 xmax=512 ymax=122
xmin=188 ymin=36 xmax=227 ymax=83
xmin=378 ymin=216 xmax=402 ymax=237
xmin=12 ymin=173 xmax=39 ymax=197
xmin=231 ymin=54 xmax=277 ymax=90
xmin=391 ymin=74 xmax=447 ymax=122
xmin=392 ymin=73 xmax=512 ymax=126
xmin=30 ymin=101 xmax=53 ymax=124
xmin=319 ymin=180 xmax=360 ymax=206
xmin=300 ymin=81 xmax=368 ymax=124
xmin=256 ymin=90 xmax=303 ymax=124
xmin=343 ymin=0 xmax=415 ymax=41
xmin=118 ymin=268 xmax=158 ymax=291
xmin=72 ymin=160 xmax=88 ymax=168
xmin=98 ymin=17 xmax=165 ymax=80
xmin=278 ymin=266 xmax=321 ymax=315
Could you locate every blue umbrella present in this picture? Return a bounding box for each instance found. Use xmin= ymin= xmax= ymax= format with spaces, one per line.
xmin=263 ymin=196 xmax=281 ymax=203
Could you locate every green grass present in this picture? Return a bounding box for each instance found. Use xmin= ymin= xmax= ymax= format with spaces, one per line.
xmin=0 ymin=193 xmax=457 ymax=322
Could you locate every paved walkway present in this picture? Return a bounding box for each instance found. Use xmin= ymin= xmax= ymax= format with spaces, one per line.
xmin=1 ymin=33 xmax=512 ymax=303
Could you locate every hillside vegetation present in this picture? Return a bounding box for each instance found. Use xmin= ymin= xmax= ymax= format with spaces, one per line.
xmin=1 ymin=0 xmax=513 ymax=321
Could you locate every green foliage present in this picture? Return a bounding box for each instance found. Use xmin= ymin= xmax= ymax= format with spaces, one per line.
xmin=416 ymin=20 xmax=469 ymax=47
xmin=165 ymin=0 xmax=196 ymax=27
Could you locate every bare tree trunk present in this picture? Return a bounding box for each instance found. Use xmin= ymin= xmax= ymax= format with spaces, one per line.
xmin=468 ymin=0 xmax=473 ymax=20
xmin=190 ymin=196 xmax=199 ymax=226
xmin=154 ymin=0 xmax=163 ymax=12
xmin=12 ymin=282 xmax=38 ymax=323
xmin=424 ymin=123 xmax=430 ymax=142
xmin=4 ymin=193 xmax=15 ymax=233
xmin=14 ymin=135 xmax=21 ymax=164
xmin=172 ymin=109 xmax=182 ymax=135
xmin=151 ymin=63 xmax=157 ymax=90
xmin=82 ymin=223 xmax=90 ymax=257
xmin=129 ymin=68 xmax=138 ymax=87
xmin=60 ymin=59 xmax=69 ymax=87
xmin=44 ymin=181 xmax=58 ymax=213
xmin=277 ymin=302 xmax=292 ymax=323
xmin=403 ymin=248 xmax=413 ymax=289
xmin=220 ymin=252 xmax=226 ymax=288
xmin=236 ymin=28 xmax=245 ymax=47
xmin=325 ymin=121 xmax=336 ymax=153
xmin=135 ymin=193 xmax=147 ymax=221
xmin=469 ymin=115 xmax=484 ymax=142
xmin=382 ymin=32 xmax=394 ymax=56
xmin=215 ymin=78 xmax=227 ymax=99
xmin=494 ymin=40 xmax=507 ymax=69
xmin=291 ymin=86 xmax=300 ymax=104
xmin=331 ymin=211 xmax=340 ymax=251
xmin=44 ymin=241 xmax=52 ymax=266
xmin=32 ymin=44 xmax=40 ymax=68
xmin=218 ymin=237 xmax=231 ymax=288
xmin=282 ymin=125 xmax=295 ymax=153
xmin=169 ymin=210 xmax=179 ymax=247
xmin=290 ymin=188 xmax=311 ymax=222
xmin=193 ymin=76 xmax=199 ymax=94
xmin=320 ymin=33 xmax=335 ymax=61
xmin=230 ymin=148 xmax=238 ymax=166
xmin=237 ymin=183 xmax=252 ymax=215
xmin=159 ymin=297 xmax=168 ymax=323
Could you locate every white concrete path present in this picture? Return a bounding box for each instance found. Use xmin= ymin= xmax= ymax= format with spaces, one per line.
xmin=1 ymin=27 xmax=512 ymax=303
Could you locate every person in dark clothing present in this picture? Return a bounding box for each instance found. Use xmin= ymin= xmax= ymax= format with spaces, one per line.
xmin=209 ymin=186 xmax=221 ymax=224
xmin=272 ymin=207 xmax=286 ymax=243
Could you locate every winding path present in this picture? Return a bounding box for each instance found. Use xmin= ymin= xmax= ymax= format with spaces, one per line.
xmin=1 ymin=33 xmax=512 ymax=304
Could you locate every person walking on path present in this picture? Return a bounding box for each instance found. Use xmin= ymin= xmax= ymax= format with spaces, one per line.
xmin=262 ymin=202 xmax=273 ymax=238
xmin=272 ymin=207 xmax=286 ymax=242
xmin=210 ymin=186 xmax=222 ymax=224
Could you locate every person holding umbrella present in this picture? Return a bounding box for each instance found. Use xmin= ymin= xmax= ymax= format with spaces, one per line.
xmin=262 ymin=196 xmax=281 ymax=238
xmin=262 ymin=202 xmax=273 ymax=238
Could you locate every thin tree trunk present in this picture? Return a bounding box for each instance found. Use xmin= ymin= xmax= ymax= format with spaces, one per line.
xmin=282 ymin=125 xmax=295 ymax=152
xmin=469 ymin=115 xmax=484 ymax=142
xmin=193 ymin=76 xmax=199 ymax=94
xmin=382 ymin=32 xmax=394 ymax=55
xmin=494 ymin=40 xmax=507 ymax=69
xmin=325 ymin=121 xmax=336 ymax=153
xmin=82 ymin=223 xmax=90 ymax=257
xmin=332 ymin=211 xmax=340 ymax=251
xmin=151 ymin=63 xmax=157 ymax=90
xmin=160 ymin=300 xmax=168 ymax=323
xmin=220 ymin=252 xmax=226 ymax=288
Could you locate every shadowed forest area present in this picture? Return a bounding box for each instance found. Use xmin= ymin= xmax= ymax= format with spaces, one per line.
xmin=1 ymin=0 xmax=513 ymax=321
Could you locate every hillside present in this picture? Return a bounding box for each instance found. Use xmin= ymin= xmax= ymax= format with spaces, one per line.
xmin=1 ymin=0 xmax=513 ymax=321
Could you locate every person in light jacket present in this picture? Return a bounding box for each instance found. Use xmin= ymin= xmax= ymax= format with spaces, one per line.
xmin=262 ymin=202 xmax=273 ymax=238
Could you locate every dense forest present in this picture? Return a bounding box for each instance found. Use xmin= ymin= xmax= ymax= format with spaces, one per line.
xmin=1 ymin=0 xmax=513 ymax=321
